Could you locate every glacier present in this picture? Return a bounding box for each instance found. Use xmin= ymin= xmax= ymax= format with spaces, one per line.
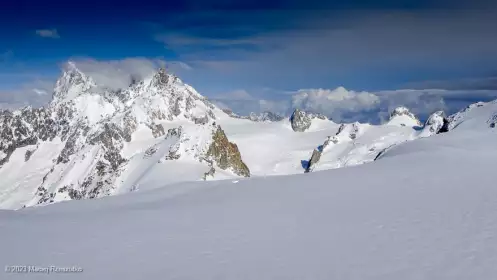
xmin=0 ymin=95 xmax=496 ymax=279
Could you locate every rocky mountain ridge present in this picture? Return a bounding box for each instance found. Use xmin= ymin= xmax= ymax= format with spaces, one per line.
xmin=0 ymin=62 xmax=249 ymax=208
xmin=1 ymin=62 xmax=495 ymax=209
xmin=301 ymin=102 xmax=495 ymax=173
xmin=222 ymin=109 xmax=284 ymax=122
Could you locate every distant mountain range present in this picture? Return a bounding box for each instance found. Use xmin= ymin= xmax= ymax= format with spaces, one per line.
xmin=0 ymin=62 xmax=494 ymax=209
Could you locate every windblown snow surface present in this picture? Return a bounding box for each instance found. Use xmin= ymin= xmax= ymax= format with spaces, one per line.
xmin=1 ymin=102 xmax=496 ymax=279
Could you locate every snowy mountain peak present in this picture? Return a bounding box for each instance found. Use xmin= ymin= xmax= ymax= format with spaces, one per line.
xmin=419 ymin=110 xmax=449 ymax=137
xmin=52 ymin=61 xmax=97 ymax=105
xmin=388 ymin=106 xmax=421 ymax=127
xmin=0 ymin=60 xmax=259 ymax=208
xmin=148 ymin=67 xmax=177 ymax=90
xmin=390 ymin=106 xmax=412 ymax=117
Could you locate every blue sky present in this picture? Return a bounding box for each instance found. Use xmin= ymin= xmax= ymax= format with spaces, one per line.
xmin=1 ymin=0 xmax=497 ymax=122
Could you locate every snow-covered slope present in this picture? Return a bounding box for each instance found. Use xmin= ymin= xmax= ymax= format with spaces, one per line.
xmin=218 ymin=117 xmax=418 ymax=175
xmin=1 ymin=97 xmax=496 ymax=280
xmin=1 ymin=61 xmax=493 ymax=210
xmin=0 ymin=63 xmax=424 ymax=209
xmin=0 ymin=63 xmax=249 ymax=209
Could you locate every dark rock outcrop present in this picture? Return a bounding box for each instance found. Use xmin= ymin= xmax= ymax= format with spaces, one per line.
xmin=305 ymin=136 xmax=334 ymax=173
xmin=290 ymin=109 xmax=312 ymax=132
xmin=336 ymin=122 xmax=360 ymax=139
xmin=487 ymin=113 xmax=497 ymax=129
xmin=0 ymin=105 xmax=73 ymax=167
xmin=149 ymin=124 xmax=165 ymax=138
xmin=206 ymin=126 xmax=250 ymax=177
xmin=424 ymin=111 xmax=449 ymax=135
xmin=165 ymin=127 xmax=183 ymax=139
xmin=193 ymin=115 xmax=209 ymax=125
xmin=202 ymin=166 xmax=216 ymax=180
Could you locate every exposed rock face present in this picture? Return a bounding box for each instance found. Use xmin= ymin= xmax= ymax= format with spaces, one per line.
xmin=149 ymin=124 xmax=165 ymax=138
xmin=390 ymin=107 xmax=417 ymax=119
xmin=222 ymin=108 xmax=234 ymax=115
xmin=336 ymin=122 xmax=360 ymax=140
xmin=193 ymin=115 xmax=209 ymax=125
xmin=489 ymin=113 xmax=497 ymax=128
xmin=166 ymin=127 xmax=183 ymax=139
xmin=144 ymin=146 xmax=158 ymax=158
xmin=290 ymin=109 xmax=312 ymax=132
xmin=0 ymin=62 xmax=250 ymax=208
xmin=202 ymin=164 xmax=216 ymax=181
xmin=161 ymin=127 xmax=183 ymax=161
xmin=304 ymin=136 xmax=334 ymax=172
xmin=206 ymin=126 xmax=250 ymax=177
xmin=0 ymin=106 xmax=71 ymax=167
xmin=24 ymin=146 xmax=37 ymax=162
xmin=52 ymin=61 xmax=96 ymax=104
xmin=373 ymin=144 xmax=397 ymax=161
xmin=422 ymin=111 xmax=449 ymax=136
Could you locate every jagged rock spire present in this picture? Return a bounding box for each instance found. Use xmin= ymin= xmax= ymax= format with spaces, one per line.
xmin=150 ymin=67 xmax=174 ymax=89
xmin=51 ymin=61 xmax=96 ymax=105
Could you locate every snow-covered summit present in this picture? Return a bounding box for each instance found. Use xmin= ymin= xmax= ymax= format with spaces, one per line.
xmin=51 ymin=61 xmax=97 ymax=105
xmin=418 ymin=110 xmax=449 ymax=137
xmin=387 ymin=106 xmax=422 ymax=127
xmin=0 ymin=62 xmax=248 ymax=209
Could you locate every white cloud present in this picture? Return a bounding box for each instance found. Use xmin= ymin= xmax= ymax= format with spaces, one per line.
xmin=33 ymin=88 xmax=48 ymax=95
xmin=0 ymin=79 xmax=53 ymax=109
xmin=174 ymin=61 xmax=193 ymax=70
xmin=290 ymin=87 xmax=497 ymax=123
xmin=2 ymin=55 xmax=496 ymax=125
xmin=35 ymin=29 xmax=60 ymax=39
xmin=209 ymin=89 xmax=293 ymax=116
xmin=209 ymin=100 xmax=232 ymax=111
xmin=258 ymin=99 xmax=291 ymax=115
xmin=68 ymin=58 xmax=166 ymax=90
xmin=216 ymin=86 xmax=497 ymax=124
xmin=0 ymin=58 xmax=191 ymax=110
xmin=292 ymin=87 xmax=381 ymax=121
xmin=212 ymin=89 xmax=254 ymax=101
xmin=67 ymin=58 xmax=193 ymax=90
xmin=151 ymin=11 xmax=497 ymax=95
